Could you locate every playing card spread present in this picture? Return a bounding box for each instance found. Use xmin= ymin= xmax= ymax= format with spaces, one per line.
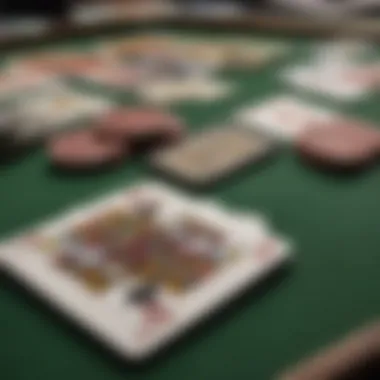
xmin=0 ymin=182 xmax=292 ymax=360
xmin=236 ymin=96 xmax=336 ymax=141
xmin=151 ymin=128 xmax=275 ymax=186
xmin=282 ymin=65 xmax=375 ymax=101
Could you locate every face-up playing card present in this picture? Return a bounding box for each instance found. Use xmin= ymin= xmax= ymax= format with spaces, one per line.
xmin=151 ymin=127 xmax=276 ymax=186
xmin=236 ymin=95 xmax=337 ymax=141
xmin=138 ymin=78 xmax=233 ymax=104
xmin=14 ymin=85 xmax=113 ymax=140
xmin=0 ymin=69 xmax=58 ymax=103
xmin=0 ymin=182 xmax=292 ymax=361
xmin=313 ymin=39 xmax=374 ymax=65
xmin=283 ymin=64 xmax=376 ymax=101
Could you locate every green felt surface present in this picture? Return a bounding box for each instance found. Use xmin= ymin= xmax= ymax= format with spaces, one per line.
xmin=1 ymin=27 xmax=380 ymax=380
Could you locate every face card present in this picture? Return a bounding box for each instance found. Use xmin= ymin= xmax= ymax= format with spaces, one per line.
xmin=0 ymin=182 xmax=292 ymax=361
xmin=236 ymin=95 xmax=336 ymax=141
xmin=283 ymin=65 xmax=375 ymax=101
xmin=151 ymin=127 xmax=276 ymax=186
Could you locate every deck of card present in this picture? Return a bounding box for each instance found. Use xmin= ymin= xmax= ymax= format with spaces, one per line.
xmin=151 ymin=127 xmax=276 ymax=187
xmin=0 ymin=182 xmax=293 ymax=361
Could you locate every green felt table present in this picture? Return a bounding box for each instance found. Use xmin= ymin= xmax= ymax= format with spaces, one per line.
xmin=1 ymin=26 xmax=380 ymax=380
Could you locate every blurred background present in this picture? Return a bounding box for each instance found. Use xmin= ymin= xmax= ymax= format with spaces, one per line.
xmin=1 ymin=0 xmax=380 ymax=21
xmin=1 ymin=0 xmax=379 ymax=57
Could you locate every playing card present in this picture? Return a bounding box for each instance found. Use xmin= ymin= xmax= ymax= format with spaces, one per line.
xmin=0 ymin=69 xmax=58 ymax=103
xmin=222 ymin=39 xmax=290 ymax=68
xmin=138 ymin=78 xmax=233 ymax=104
xmin=11 ymin=52 xmax=103 ymax=76
xmin=14 ymin=85 xmax=113 ymax=140
xmin=0 ymin=182 xmax=292 ymax=361
xmin=101 ymin=35 xmax=174 ymax=62
xmin=338 ymin=64 xmax=380 ymax=90
xmin=313 ymin=39 xmax=374 ymax=65
xmin=236 ymin=95 xmax=336 ymax=141
xmin=283 ymin=64 xmax=375 ymax=100
xmin=74 ymin=64 xmax=144 ymax=90
xmin=151 ymin=127 xmax=276 ymax=186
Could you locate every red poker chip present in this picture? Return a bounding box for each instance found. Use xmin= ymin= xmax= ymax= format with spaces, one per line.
xmin=297 ymin=120 xmax=380 ymax=169
xmin=95 ymin=107 xmax=184 ymax=143
xmin=47 ymin=130 xmax=127 ymax=170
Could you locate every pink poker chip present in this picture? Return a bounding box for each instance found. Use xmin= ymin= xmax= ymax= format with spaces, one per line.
xmin=47 ymin=129 xmax=127 ymax=170
xmin=297 ymin=119 xmax=380 ymax=169
xmin=95 ymin=107 xmax=184 ymax=142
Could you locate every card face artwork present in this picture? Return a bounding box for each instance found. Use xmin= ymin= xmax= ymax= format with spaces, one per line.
xmin=0 ymin=182 xmax=292 ymax=360
xmin=152 ymin=127 xmax=275 ymax=186
xmin=237 ymin=95 xmax=336 ymax=141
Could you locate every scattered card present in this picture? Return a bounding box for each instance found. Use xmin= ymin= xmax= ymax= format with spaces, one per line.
xmin=313 ymin=39 xmax=374 ymax=65
xmin=0 ymin=182 xmax=293 ymax=361
xmin=236 ymin=95 xmax=336 ymax=141
xmin=0 ymin=69 xmax=58 ymax=104
xmin=151 ymin=127 xmax=276 ymax=186
xmin=283 ymin=64 xmax=375 ymax=100
xmin=14 ymin=85 xmax=113 ymax=141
